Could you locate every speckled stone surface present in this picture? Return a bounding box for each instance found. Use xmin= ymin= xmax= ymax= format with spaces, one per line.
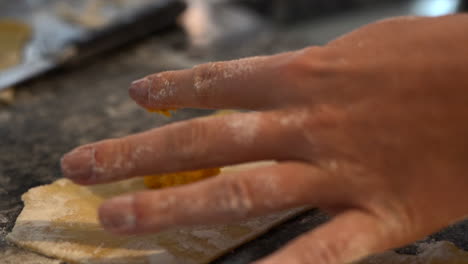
xmin=1 ymin=8 xmax=468 ymax=263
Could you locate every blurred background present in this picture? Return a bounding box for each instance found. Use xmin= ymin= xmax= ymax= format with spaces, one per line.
xmin=1 ymin=0 xmax=468 ymax=263
xmin=0 ymin=0 xmax=467 ymax=94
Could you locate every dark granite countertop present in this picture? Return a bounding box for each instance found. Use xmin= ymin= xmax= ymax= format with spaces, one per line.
xmin=1 ymin=3 xmax=468 ymax=263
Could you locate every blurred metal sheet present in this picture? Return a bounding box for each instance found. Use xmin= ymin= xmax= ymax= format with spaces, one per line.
xmin=0 ymin=0 xmax=185 ymax=91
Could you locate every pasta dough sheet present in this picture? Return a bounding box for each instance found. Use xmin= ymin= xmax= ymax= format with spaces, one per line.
xmin=7 ymin=163 xmax=304 ymax=264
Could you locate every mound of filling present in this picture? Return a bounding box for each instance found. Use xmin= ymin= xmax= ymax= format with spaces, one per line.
xmin=144 ymin=168 xmax=221 ymax=188
xmin=143 ymin=108 xmax=234 ymax=188
xmin=147 ymin=108 xmax=176 ymax=117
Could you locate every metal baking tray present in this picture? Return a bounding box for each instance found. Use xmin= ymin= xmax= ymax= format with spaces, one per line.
xmin=0 ymin=0 xmax=185 ymax=91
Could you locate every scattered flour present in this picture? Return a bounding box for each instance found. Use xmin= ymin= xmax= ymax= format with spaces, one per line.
xmin=193 ymin=56 xmax=266 ymax=96
xmin=148 ymin=74 xmax=177 ymax=103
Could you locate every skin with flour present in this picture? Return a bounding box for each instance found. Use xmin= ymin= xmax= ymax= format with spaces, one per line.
xmin=61 ymin=15 xmax=468 ymax=264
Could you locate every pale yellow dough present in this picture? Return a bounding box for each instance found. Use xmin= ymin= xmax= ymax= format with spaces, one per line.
xmin=7 ymin=163 xmax=304 ymax=264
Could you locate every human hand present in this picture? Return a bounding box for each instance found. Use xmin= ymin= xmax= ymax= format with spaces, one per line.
xmin=61 ymin=15 xmax=468 ymax=264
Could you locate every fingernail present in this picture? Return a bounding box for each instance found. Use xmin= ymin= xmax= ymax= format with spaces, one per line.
xmin=99 ymin=195 xmax=136 ymax=233
xmin=61 ymin=147 xmax=93 ymax=182
xmin=129 ymin=78 xmax=149 ymax=103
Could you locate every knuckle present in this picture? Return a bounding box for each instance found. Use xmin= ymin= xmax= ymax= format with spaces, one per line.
xmin=94 ymin=138 xmax=135 ymax=179
xmin=282 ymin=46 xmax=339 ymax=79
xmin=131 ymin=191 xmax=182 ymax=232
xmin=168 ymin=120 xmax=210 ymax=162
xmin=276 ymin=46 xmax=348 ymax=105
xmin=132 ymin=193 xmax=150 ymax=225
xmin=317 ymin=242 xmax=342 ymax=264
xmin=90 ymin=143 xmax=107 ymax=176
xmin=131 ymin=192 xmax=165 ymax=232
xmin=308 ymin=105 xmax=346 ymax=127
xmin=364 ymin=193 xmax=416 ymax=246
xmin=217 ymin=175 xmax=254 ymax=217
xmin=193 ymin=62 xmax=223 ymax=99
xmin=304 ymin=106 xmax=348 ymax=140
xmin=299 ymin=239 xmax=342 ymax=264
xmin=296 ymin=106 xmax=347 ymax=157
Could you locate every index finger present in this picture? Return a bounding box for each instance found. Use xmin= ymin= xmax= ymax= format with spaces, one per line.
xmin=129 ymin=52 xmax=296 ymax=110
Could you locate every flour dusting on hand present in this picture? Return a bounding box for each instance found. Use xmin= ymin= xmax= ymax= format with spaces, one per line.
xmin=147 ymin=73 xmax=177 ymax=105
xmin=226 ymin=114 xmax=260 ymax=145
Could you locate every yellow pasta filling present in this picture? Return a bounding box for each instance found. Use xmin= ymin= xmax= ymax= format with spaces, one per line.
xmin=146 ymin=108 xmax=176 ymax=117
xmin=144 ymin=168 xmax=221 ymax=189
xmin=141 ymin=109 xmax=241 ymax=188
